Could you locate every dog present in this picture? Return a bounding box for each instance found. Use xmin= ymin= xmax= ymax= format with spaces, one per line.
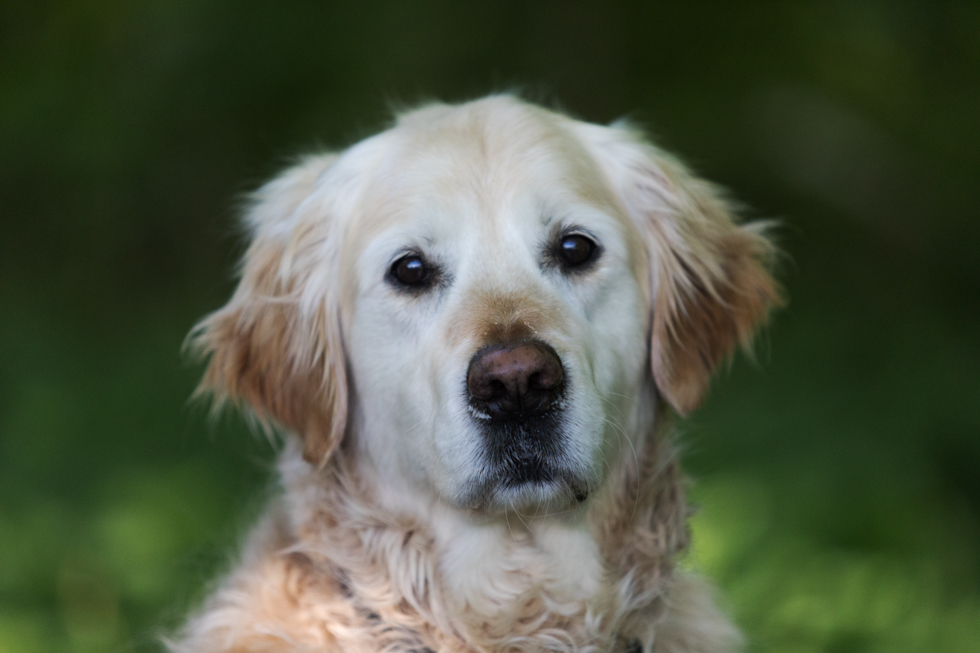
xmin=171 ymin=95 xmax=780 ymax=653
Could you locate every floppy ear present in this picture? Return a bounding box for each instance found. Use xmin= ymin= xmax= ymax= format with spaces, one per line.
xmin=576 ymin=123 xmax=782 ymax=415
xmin=189 ymin=154 xmax=348 ymax=466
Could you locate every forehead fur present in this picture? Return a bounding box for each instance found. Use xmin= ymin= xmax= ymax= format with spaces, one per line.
xmin=394 ymin=96 xmax=615 ymax=203
xmin=344 ymin=97 xmax=625 ymax=236
xmin=337 ymin=96 xmax=645 ymax=299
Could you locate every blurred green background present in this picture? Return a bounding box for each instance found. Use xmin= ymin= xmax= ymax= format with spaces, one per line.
xmin=2 ymin=2 xmax=979 ymax=652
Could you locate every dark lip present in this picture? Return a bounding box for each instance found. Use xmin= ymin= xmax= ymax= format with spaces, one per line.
xmin=497 ymin=454 xmax=555 ymax=487
xmin=460 ymin=418 xmax=589 ymax=509
xmin=456 ymin=465 xmax=591 ymax=511
xmin=476 ymin=412 xmax=568 ymax=473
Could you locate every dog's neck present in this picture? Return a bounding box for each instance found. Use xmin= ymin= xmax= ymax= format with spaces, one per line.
xmin=278 ymin=417 xmax=688 ymax=653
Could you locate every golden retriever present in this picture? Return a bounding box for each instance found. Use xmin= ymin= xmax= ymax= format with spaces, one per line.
xmin=171 ymin=96 xmax=780 ymax=653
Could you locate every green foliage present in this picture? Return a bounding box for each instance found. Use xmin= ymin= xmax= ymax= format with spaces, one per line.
xmin=1 ymin=2 xmax=978 ymax=651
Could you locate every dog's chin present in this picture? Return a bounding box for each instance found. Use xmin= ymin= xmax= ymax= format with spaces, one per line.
xmin=490 ymin=477 xmax=589 ymax=515
xmin=453 ymin=461 xmax=592 ymax=514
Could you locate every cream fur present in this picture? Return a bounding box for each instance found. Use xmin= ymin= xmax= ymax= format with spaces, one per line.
xmin=173 ymin=96 xmax=778 ymax=653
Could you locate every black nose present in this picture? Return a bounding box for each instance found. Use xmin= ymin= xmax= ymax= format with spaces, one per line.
xmin=466 ymin=341 xmax=565 ymax=420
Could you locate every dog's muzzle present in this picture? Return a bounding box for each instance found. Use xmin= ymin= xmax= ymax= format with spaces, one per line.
xmin=463 ymin=340 xmax=580 ymax=504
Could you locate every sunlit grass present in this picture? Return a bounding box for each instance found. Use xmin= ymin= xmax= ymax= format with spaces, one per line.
xmin=687 ymin=475 xmax=980 ymax=653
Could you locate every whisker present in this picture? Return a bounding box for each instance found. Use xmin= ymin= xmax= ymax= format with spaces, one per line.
xmin=601 ymin=413 xmax=642 ymax=524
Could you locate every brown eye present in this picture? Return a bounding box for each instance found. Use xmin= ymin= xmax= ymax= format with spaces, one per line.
xmin=558 ymin=234 xmax=597 ymax=269
xmin=390 ymin=254 xmax=430 ymax=287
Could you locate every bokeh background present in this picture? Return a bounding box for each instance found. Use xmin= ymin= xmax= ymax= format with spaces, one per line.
xmin=2 ymin=2 xmax=979 ymax=652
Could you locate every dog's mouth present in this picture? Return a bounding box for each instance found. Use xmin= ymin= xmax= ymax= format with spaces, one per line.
xmin=458 ymin=414 xmax=592 ymax=512
xmin=491 ymin=452 xmax=590 ymax=504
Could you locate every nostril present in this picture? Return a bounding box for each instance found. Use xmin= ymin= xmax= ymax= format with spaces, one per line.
xmin=489 ymin=379 xmax=508 ymax=401
xmin=527 ymin=371 xmax=541 ymax=390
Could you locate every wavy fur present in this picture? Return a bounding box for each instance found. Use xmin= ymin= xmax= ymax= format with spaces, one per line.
xmin=171 ymin=96 xmax=776 ymax=653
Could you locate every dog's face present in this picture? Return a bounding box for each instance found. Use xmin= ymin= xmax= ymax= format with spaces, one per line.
xmin=193 ymin=97 xmax=779 ymax=515
xmin=343 ymin=110 xmax=649 ymax=511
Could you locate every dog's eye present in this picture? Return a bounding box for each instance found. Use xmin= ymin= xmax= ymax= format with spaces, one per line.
xmin=558 ymin=234 xmax=598 ymax=269
xmin=390 ymin=254 xmax=431 ymax=288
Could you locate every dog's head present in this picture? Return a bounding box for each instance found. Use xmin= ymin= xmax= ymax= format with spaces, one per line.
xmin=192 ymin=97 xmax=779 ymax=514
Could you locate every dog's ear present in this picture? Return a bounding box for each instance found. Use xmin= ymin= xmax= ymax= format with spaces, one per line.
xmin=189 ymin=154 xmax=348 ymax=466
xmin=575 ymin=123 xmax=782 ymax=415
